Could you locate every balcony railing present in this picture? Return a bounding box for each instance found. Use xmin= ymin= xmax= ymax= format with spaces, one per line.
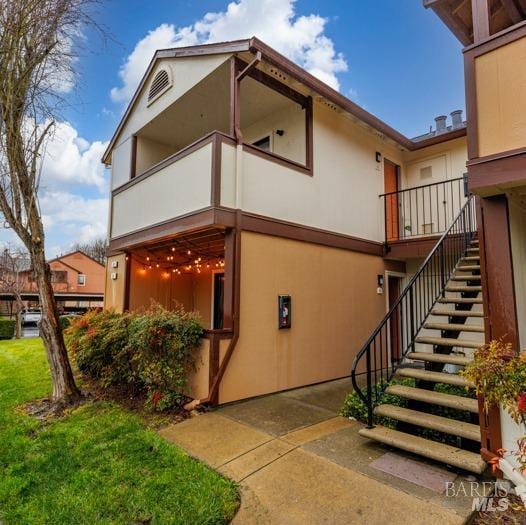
xmin=110 ymin=131 xmax=236 ymax=240
xmin=381 ymin=176 xmax=468 ymax=243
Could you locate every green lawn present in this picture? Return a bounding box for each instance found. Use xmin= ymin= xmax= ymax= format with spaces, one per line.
xmin=0 ymin=338 xmax=239 ymax=525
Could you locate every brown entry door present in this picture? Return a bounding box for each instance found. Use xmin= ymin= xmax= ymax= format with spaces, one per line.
xmin=384 ymin=160 xmax=400 ymax=241
xmin=388 ymin=276 xmax=402 ymax=363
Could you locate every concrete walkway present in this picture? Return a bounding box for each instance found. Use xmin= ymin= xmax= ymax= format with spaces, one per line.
xmin=160 ymin=379 xmax=477 ymax=525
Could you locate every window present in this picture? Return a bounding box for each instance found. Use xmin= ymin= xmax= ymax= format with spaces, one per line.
xmin=252 ymin=136 xmax=271 ymax=151
xmin=77 ymin=274 xmax=86 ymax=286
xmin=51 ymin=271 xmax=67 ymax=283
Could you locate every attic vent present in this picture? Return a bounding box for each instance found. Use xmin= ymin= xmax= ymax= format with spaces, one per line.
xmin=148 ymin=69 xmax=171 ymax=103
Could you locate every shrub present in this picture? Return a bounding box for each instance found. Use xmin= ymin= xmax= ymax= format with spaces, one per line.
xmin=59 ymin=315 xmax=78 ymax=331
xmin=0 ymin=319 xmax=15 ymax=339
xmin=65 ymin=305 xmax=204 ymax=410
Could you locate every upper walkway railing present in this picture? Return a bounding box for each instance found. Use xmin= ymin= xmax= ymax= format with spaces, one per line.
xmin=351 ymin=195 xmax=477 ymax=428
xmin=381 ymin=176 xmax=468 ymax=243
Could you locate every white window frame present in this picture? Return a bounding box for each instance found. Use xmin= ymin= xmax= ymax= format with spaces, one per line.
xmin=77 ymin=274 xmax=86 ymax=286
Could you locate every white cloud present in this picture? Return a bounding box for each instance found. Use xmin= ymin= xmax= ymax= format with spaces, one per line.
xmin=39 ymin=122 xmax=109 ymax=193
xmin=110 ymin=0 xmax=348 ymax=104
xmin=40 ymin=190 xmax=109 ymax=249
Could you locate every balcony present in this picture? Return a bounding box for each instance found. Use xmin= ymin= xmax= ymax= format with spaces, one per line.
xmin=381 ymin=176 xmax=468 ymax=244
xmin=110 ymin=132 xmax=237 ymax=241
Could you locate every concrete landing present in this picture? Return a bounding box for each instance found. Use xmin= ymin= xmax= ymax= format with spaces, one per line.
xmin=159 ymin=378 xmax=478 ymax=524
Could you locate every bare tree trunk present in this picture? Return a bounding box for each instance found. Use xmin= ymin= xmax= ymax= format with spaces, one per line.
xmin=31 ymin=248 xmax=80 ymax=403
xmin=13 ymin=291 xmax=23 ymax=339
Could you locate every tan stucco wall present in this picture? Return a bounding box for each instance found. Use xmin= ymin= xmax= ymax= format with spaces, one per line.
xmin=104 ymin=254 xmax=127 ymax=312
xmin=475 ymin=37 xmax=526 ymax=157
xmin=243 ymin=103 xmax=306 ymax=164
xmin=135 ymin=136 xmax=174 ymax=176
xmin=127 ymin=258 xmax=213 ymax=327
xmin=111 ymin=142 xmax=213 ymax=239
xmin=218 ymin=231 xmax=402 ymax=404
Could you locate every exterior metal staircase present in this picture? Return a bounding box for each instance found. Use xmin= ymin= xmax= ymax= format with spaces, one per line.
xmin=351 ymin=196 xmax=487 ymax=474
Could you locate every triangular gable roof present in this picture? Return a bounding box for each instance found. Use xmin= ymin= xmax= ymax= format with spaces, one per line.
xmin=102 ymin=37 xmax=466 ymax=164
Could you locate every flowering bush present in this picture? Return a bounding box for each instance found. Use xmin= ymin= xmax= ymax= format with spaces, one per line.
xmin=65 ymin=305 xmax=204 ymax=410
xmin=462 ymin=340 xmax=526 ymax=474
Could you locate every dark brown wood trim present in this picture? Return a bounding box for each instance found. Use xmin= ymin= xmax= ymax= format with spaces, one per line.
xmin=385 ymin=235 xmax=442 ymax=259
xmin=411 ymin=127 xmax=467 ymax=150
xmin=239 ymin=210 xmax=384 ymax=256
xmin=108 ymin=205 xmax=384 ymax=258
xmin=478 ymin=195 xmax=519 ymax=349
xmin=108 ymin=207 xmax=218 ymax=253
xmin=467 ymin=145 xmax=526 ymax=165
xmin=203 ymin=211 xmax=242 ymax=405
xmin=463 ymin=19 xmax=526 ymax=55
xmin=222 ymin=229 xmax=235 ymax=330
xmin=229 ymin=57 xmax=236 ymax=138
xmin=123 ymin=252 xmax=131 ymax=311
xmin=130 ymin=135 xmax=137 ymax=179
xmin=210 ymin=133 xmax=222 ymax=207
xmin=471 ymin=0 xmax=490 ymax=43
xmin=242 ymin=142 xmax=312 ymax=176
xmin=468 ymin=150 xmax=526 ymax=195
xmin=306 ymin=96 xmax=313 ymax=171
xmin=463 ymin=52 xmax=478 ymax=160
xmin=235 ymin=57 xmax=309 ymax=108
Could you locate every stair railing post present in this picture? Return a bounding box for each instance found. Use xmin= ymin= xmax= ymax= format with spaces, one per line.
xmin=440 ymin=243 xmax=446 ymax=297
xmin=409 ymin=287 xmax=415 ymax=354
xmin=366 ymin=344 xmax=374 ymax=428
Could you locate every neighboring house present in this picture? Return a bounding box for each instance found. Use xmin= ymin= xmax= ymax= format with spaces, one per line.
xmin=424 ymin=0 xmax=526 ymax=476
xmin=0 ymin=251 xmax=105 ymax=315
xmin=103 ymin=36 xmax=472 ymax=427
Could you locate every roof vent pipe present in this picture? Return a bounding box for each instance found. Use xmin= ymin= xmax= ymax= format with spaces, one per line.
xmin=435 ymin=115 xmax=447 ymax=134
xmin=451 ymin=109 xmax=463 ymax=129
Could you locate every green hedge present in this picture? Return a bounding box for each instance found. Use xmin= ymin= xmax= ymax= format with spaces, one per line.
xmin=0 ymin=319 xmax=15 ymax=339
xmin=65 ymin=305 xmax=204 ymax=411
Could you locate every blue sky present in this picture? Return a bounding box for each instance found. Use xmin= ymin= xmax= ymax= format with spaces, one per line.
xmin=9 ymin=0 xmax=465 ymax=257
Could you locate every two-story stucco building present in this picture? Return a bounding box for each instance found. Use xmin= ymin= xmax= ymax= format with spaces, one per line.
xmin=103 ymin=37 xmax=472 ymax=411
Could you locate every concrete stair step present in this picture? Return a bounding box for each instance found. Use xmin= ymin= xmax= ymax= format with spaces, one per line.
xmin=424 ymin=322 xmax=484 ymax=333
xmin=451 ymin=275 xmax=481 ymax=281
xmin=471 ymin=239 xmax=479 ymax=245
xmin=467 ymin=248 xmax=479 ymax=253
xmin=396 ymin=368 xmax=473 ymax=387
xmin=431 ymin=309 xmax=484 ymax=318
xmin=457 ymin=265 xmax=480 ymax=271
xmin=406 ymin=352 xmax=473 ymax=366
xmin=358 ymin=426 xmax=486 ymax=473
xmin=445 ymin=285 xmax=482 ymax=292
xmin=461 ymin=256 xmax=480 ymax=262
xmin=385 ymin=384 xmax=479 ymax=413
xmin=438 ymin=297 xmax=483 ymax=304
xmin=415 ymin=336 xmax=481 ymax=349
xmin=374 ymin=404 xmax=481 ymax=442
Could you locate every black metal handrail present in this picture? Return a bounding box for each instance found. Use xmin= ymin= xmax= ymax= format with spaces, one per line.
xmin=351 ymin=195 xmax=477 ymax=427
xmin=381 ymin=176 xmax=468 ymax=243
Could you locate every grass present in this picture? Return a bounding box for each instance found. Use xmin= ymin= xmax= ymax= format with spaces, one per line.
xmin=0 ymin=338 xmax=239 ymax=525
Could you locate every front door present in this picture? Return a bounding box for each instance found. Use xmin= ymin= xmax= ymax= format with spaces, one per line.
xmin=384 ymin=160 xmax=400 ymax=241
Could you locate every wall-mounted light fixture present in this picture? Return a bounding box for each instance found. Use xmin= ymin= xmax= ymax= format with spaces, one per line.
xmin=276 ymin=129 xmax=285 ymax=136
xmin=375 ymin=151 xmax=382 ymax=163
xmin=111 ymin=272 xmax=118 ymax=280
xmin=377 ymin=274 xmax=384 ymax=287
